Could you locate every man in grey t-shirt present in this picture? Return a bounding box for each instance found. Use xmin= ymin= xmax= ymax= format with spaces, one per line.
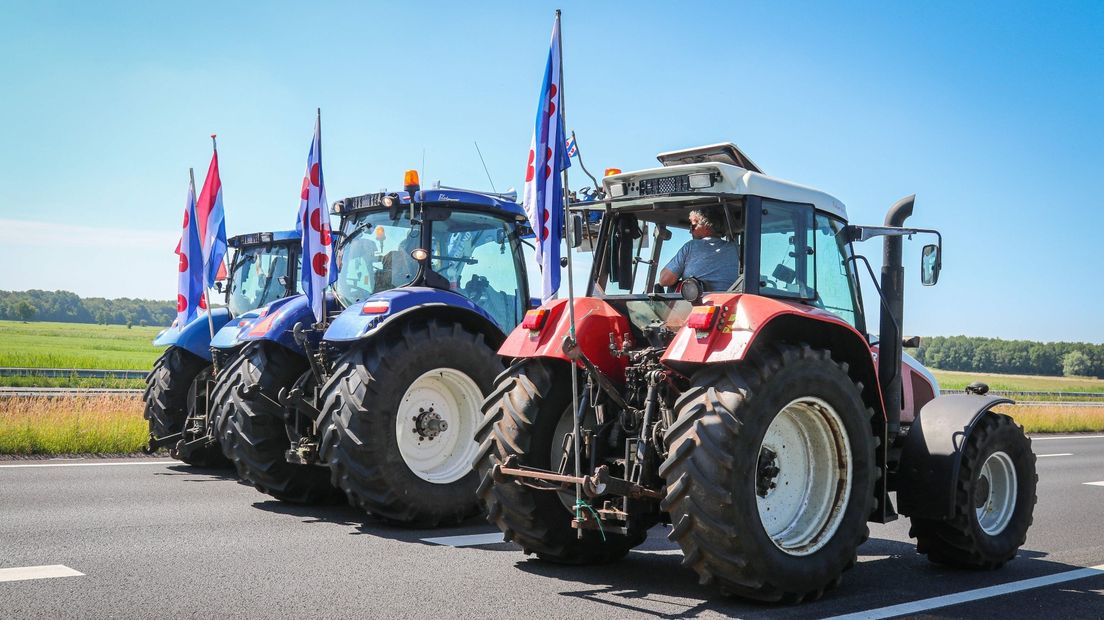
xmin=658 ymin=207 xmax=741 ymax=292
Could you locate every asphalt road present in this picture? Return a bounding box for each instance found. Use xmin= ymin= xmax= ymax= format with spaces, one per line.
xmin=1 ymin=435 xmax=1102 ymax=619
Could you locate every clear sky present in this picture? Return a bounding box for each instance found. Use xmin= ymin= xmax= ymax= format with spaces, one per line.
xmin=1 ymin=1 xmax=1101 ymax=343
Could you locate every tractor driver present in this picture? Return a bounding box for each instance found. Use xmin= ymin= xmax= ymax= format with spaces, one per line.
xmin=658 ymin=207 xmax=741 ymax=292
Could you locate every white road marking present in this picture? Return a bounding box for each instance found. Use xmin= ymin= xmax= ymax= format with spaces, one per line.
xmin=421 ymin=533 xmax=508 ymax=547
xmin=1031 ymin=435 xmax=1104 ymax=441
xmin=0 ymin=460 xmax=179 ymax=469
xmin=0 ymin=565 xmax=84 ymax=583
xmin=825 ymin=563 xmax=1104 ymax=620
xmin=1036 ymin=453 xmax=1073 ymax=458
xmin=1085 ymin=481 xmax=1104 ymax=487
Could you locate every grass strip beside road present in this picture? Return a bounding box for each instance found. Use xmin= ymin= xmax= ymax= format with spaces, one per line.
xmin=931 ymin=369 xmax=1104 ymax=395
xmin=997 ymin=404 xmax=1104 ymax=434
xmin=0 ymin=395 xmax=147 ymax=455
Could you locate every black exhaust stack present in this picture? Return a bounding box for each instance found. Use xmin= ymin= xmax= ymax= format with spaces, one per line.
xmin=879 ymin=194 xmax=914 ymax=443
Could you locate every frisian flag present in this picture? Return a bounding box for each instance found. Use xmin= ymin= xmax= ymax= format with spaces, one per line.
xmin=196 ymin=137 xmax=228 ymax=287
xmin=522 ymin=13 xmax=571 ymax=302
xmin=175 ymin=173 xmax=204 ymax=326
xmin=565 ymin=134 xmax=577 ymax=159
xmin=296 ymin=110 xmax=336 ymax=324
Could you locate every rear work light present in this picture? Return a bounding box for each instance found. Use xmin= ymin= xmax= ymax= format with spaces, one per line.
xmin=687 ymin=305 xmax=719 ymax=331
xmin=361 ymin=301 xmax=390 ymax=315
xmin=522 ymin=308 xmax=549 ymax=331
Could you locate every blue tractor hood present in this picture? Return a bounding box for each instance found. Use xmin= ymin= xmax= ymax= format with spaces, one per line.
xmin=210 ymin=305 xmax=268 ymax=351
xmin=234 ymin=292 xmax=340 ymax=354
xmin=325 ymin=286 xmax=501 ymax=342
xmin=153 ymin=307 xmax=232 ymax=361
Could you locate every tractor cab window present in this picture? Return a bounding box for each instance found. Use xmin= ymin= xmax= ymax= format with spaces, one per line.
xmin=812 ymin=214 xmax=862 ymax=330
xmin=429 ymin=211 xmax=526 ymax=331
xmin=334 ymin=210 xmax=422 ymax=306
xmin=758 ymin=201 xmax=815 ymax=299
xmin=227 ymin=244 xmax=295 ymax=316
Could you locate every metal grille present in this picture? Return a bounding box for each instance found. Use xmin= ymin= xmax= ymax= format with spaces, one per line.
xmin=638 ymin=175 xmax=690 ymax=196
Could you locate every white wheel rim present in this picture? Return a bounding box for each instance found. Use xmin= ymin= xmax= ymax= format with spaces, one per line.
xmin=394 ymin=368 xmax=483 ymax=484
xmin=976 ymin=451 xmax=1017 ymax=535
xmin=756 ymin=397 xmax=853 ymax=556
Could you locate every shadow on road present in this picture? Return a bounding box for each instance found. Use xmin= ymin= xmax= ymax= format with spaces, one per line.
xmin=155 ymin=463 xmax=240 ymax=482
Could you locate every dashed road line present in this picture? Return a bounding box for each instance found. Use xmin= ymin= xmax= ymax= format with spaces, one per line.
xmin=421 ymin=533 xmax=507 ymax=547
xmin=825 ymin=563 xmax=1104 ymax=620
xmin=1085 ymin=481 xmax=1104 ymax=487
xmin=1031 ymin=435 xmax=1104 ymax=441
xmin=0 ymin=565 xmax=84 ymax=583
xmin=1036 ymin=453 xmax=1073 ymax=458
xmin=0 ymin=461 xmax=179 ymax=469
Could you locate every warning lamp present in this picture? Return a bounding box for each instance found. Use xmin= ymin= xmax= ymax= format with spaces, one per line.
xmin=604 ymin=168 xmax=622 ymax=177
xmin=521 ymin=308 xmax=549 ymax=331
xmin=404 ymin=169 xmax=421 ymax=196
xmin=686 ymin=305 xmax=719 ymax=331
xmin=374 ymin=225 xmax=386 ymax=241
xmin=361 ymin=301 xmax=390 ymax=315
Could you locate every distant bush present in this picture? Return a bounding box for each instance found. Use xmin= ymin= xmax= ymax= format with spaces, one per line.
xmin=915 ymin=335 xmax=1104 ymax=379
xmin=0 ymin=290 xmax=174 ymax=327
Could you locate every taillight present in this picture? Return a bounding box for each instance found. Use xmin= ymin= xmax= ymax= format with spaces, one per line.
xmin=522 ymin=308 xmax=549 ymax=331
xmin=687 ymin=305 xmax=719 ymax=331
xmin=361 ymin=301 xmax=390 ymax=315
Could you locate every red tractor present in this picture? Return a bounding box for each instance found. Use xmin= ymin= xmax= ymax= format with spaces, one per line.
xmin=475 ymin=144 xmax=1036 ymax=602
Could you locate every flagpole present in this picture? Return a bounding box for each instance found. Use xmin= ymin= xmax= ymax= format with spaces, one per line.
xmin=555 ymin=9 xmax=585 ymax=534
xmin=316 ymin=107 xmax=328 ymax=331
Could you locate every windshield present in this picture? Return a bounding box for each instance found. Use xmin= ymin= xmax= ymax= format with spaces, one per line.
xmin=591 ymin=201 xmax=745 ymax=296
xmin=227 ymin=244 xmax=296 ymax=315
xmin=335 ymin=210 xmax=421 ymax=306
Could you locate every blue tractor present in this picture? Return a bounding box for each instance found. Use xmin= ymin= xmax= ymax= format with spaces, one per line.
xmin=144 ymin=230 xmax=301 ymax=467
xmin=219 ymin=173 xmax=535 ymax=525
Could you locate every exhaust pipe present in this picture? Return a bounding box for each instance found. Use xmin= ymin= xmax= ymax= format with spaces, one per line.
xmin=879 ymin=194 xmax=914 ymax=443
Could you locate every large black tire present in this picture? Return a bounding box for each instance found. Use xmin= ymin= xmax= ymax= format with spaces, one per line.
xmin=225 ymin=341 xmax=340 ymax=504
xmin=319 ymin=320 xmax=501 ymax=527
xmin=474 ymin=359 xmax=646 ymax=563
xmin=209 ymin=350 xmax=246 ymax=461
xmin=144 ymin=346 xmax=207 ymax=442
xmin=174 ymin=364 xmax=232 ymax=468
xmin=659 ymin=344 xmax=876 ymax=602
xmin=909 ymin=412 xmax=1037 ymax=569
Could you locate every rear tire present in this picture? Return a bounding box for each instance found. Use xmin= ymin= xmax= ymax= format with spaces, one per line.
xmin=225 ymin=342 xmax=341 ymax=504
xmin=909 ymin=412 xmax=1037 ymax=569
xmin=474 ymin=359 xmax=645 ymax=563
xmin=660 ymin=344 xmax=875 ymax=602
xmin=319 ymin=320 xmax=501 ymax=527
xmin=144 ymin=346 xmax=207 ymax=445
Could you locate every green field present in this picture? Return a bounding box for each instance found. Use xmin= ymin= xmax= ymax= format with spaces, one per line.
xmin=0 ymin=321 xmax=163 ymax=387
xmin=931 ymin=368 xmax=1104 ymax=394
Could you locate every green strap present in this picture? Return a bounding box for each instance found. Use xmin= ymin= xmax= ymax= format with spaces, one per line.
xmin=574 ymin=499 xmax=606 ymax=542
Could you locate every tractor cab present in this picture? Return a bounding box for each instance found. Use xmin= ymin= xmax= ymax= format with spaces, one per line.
xmin=571 ymin=143 xmax=866 ymax=341
xmin=224 ymin=230 xmax=301 ymax=316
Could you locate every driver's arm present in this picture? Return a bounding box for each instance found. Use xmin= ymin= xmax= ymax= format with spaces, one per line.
xmin=659 ymin=243 xmax=691 ymax=287
xmin=658 ymin=268 xmax=679 ymax=287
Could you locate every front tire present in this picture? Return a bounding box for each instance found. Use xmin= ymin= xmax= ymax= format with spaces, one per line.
xmin=659 ymin=344 xmax=876 ymax=602
xmin=909 ymin=412 xmax=1037 ymax=569
xmin=225 ymin=342 xmax=340 ymax=504
xmin=144 ymin=346 xmax=207 ymax=443
xmin=319 ymin=320 xmax=501 ymax=527
xmin=474 ymin=359 xmax=646 ymax=563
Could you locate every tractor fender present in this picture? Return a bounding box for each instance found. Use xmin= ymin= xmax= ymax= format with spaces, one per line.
xmin=497 ymin=297 xmax=632 ymax=382
xmin=662 ymin=293 xmax=885 ymax=419
xmin=895 ymin=393 xmax=1014 ymax=520
xmin=210 ymin=306 xmax=267 ymax=351
xmin=323 ymin=287 xmax=504 ymax=346
xmin=152 ymin=307 xmax=231 ymax=361
xmin=237 ymin=294 xmax=337 ymax=355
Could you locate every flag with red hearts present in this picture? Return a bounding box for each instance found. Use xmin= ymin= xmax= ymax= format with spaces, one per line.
xmin=296 ymin=111 xmax=335 ymax=324
xmin=175 ymin=174 xmax=204 ymax=326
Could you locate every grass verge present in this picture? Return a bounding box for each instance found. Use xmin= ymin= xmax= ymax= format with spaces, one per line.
xmin=932 ymin=368 xmax=1104 ymax=394
xmin=0 ymin=395 xmax=147 ymax=455
xmin=996 ymin=403 xmax=1104 ymax=434
xmin=0 ymin=320 xmax=163 ymax=371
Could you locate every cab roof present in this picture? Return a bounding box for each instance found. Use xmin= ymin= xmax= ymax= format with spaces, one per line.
xmin=337 ymin=187 xmax=527 ymax=222
xmin=600 ymin=143 xmax=848 ymax=221
xmin=228 ymin=229 xmax=300 ymax=248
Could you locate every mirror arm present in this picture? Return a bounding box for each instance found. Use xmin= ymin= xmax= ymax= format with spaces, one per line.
xmin=846 ymin=254 xmax=900 ymax=343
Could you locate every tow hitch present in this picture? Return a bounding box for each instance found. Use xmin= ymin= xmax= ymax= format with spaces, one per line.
xmin=142 ymin=432 xmax=183 ymax=455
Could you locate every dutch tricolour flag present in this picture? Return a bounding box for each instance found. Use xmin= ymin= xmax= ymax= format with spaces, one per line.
xmin=175 ymin=175 xmax=204 ymax=326
xmin=196 ymin=145 xmax=228 ymax=287
xmin=296 ymin=112 xmax=335 ymax=324
xmin=522 ymin=15 xmax=571 ymax=302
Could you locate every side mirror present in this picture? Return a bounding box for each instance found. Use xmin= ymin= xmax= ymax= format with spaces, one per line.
xmin=569 ymin=214 xmax=584 ymax=249
xmin=921 ymin=243 xmax=941 ymax=286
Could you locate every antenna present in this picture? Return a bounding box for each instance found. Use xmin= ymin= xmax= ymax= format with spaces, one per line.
xmin=421 ymin=149 xmax=426 ymax=189
xmin=474 ymin=141 xmax=497 ymax=193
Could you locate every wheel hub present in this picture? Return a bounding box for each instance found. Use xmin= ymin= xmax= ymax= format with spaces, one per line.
xmin=412 ymin=407 xmax=449 ymax=441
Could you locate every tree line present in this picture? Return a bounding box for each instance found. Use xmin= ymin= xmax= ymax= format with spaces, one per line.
xmin=0 ymin=290 xmax=175 ymax=327
xmin=913 ymin=335 xmax=1104 ymax=379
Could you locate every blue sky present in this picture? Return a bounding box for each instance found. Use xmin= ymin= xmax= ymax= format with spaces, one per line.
xmin=1 ymin=1 xmax=1101 ymax=343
